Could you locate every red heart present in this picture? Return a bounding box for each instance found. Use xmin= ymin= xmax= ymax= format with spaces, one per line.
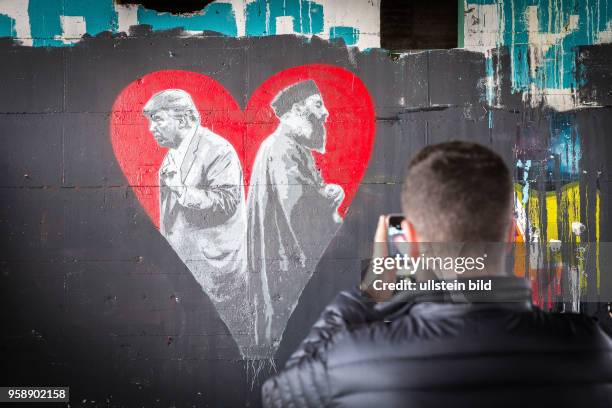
xmin=110 ymin=65 xmax=375 ymax=228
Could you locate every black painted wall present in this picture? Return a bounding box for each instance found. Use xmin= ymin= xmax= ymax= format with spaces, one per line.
xmin=0 ymin=30 xmax=611 ymax=406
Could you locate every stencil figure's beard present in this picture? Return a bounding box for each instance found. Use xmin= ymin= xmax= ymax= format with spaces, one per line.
xmin=286 ymin=113 xmax=326 ymax=153
xmin=309 ymin=116 xmax=326 ymax=153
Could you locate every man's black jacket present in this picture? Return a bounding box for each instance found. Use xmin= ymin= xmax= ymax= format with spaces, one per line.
xmin=262 ymin=277 xmax=612 ymax=407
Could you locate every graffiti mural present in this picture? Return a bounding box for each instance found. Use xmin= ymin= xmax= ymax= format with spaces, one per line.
xmin=110 ymin=66 xmax=375 ymax=357
xmin=246 ymin=80 xmax=345 ymax=353
xmin=1 ymin=0 xmax=611 ymax=405
xmin=461 ymin=1 xmax=611 ymax=311
xmin=145 ymin=89 xmax=248 ymax=297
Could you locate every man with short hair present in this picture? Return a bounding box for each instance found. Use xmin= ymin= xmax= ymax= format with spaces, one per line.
xmin=247 ymin=80 xmax=345 ymax=355
xmin=143 ymin=89 xmax=250 ymax=354
xmin=262 ymin=141 xmax=612 ymax=407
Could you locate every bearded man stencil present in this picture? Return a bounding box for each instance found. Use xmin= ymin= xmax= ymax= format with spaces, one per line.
xmin=246 ymin=80 xmax=344 ymax=354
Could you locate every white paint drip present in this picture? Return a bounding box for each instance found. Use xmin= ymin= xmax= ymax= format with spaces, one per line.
xmin=569 ymin=265 xmax=581 ymax=312
xmin=529 ymin=227 xmax=544 ymax=270
xmin=0 ymin=0 xmax=32 ymax=46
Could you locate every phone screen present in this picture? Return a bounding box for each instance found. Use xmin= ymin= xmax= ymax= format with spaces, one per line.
xmin=387 ymin=214 xmax=406 ymax=257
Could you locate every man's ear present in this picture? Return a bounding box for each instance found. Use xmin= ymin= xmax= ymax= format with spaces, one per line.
xmin=401 ymin=219 xmax=420 ymax=258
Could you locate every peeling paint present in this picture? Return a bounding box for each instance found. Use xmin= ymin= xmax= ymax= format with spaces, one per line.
xmin=0 ymin=0 xmax=380 ymax=49
xmin=464 ymin=0 xmax=612 ymax=110
xmin=0 ymin=0 xmax=31 ymax=45
xmin=137 ymin=2 xmax=237 ymax=37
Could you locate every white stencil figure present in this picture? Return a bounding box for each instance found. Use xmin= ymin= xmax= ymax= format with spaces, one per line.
xmin=143 ymin=89 xmax=253 ymax=356
xmin=246 ymin=80 xmax=345 ymax=356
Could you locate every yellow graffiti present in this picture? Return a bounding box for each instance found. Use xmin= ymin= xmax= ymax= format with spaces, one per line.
xmin=513 ymin=182 xmax=600 ymax=292
xmin=515 ymin=182 xmax=580 ymax=242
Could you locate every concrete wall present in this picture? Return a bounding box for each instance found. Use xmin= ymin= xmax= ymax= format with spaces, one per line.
xmin=1 ymin=1 xmax=611 ymax=406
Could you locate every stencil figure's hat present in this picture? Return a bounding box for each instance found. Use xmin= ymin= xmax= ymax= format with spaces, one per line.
xmin=271 ymin=80 xmax=321 ymax=117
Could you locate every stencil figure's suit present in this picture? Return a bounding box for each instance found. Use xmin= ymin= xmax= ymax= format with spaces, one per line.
xmin=159 ymin=126 xmax=252 ymax=355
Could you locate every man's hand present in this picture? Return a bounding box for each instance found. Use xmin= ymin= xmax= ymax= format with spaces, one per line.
xmin=361 ymin=215 xmax=397 ymax=302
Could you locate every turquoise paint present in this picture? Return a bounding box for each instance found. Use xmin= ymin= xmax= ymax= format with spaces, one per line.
xmin=458 ymin=0 xmax=464 ymax=47
xmin=467 ymin=0 xmax=612 ymax=93
xmin=2 ymin=0 xmax=361 ymax=47
xmin=329 ymin=26 xmax=359 ymax=45
xmin=26 ymin=0 xmax=235 ymax=46
xmin=64 ymin=0 xmax=118 ymax=37
xmin=548 ymin=112 xmax=581 ymax=178
xmin=246 ymin=0 xmax=324 ymax=36
xmin=509 ymin=45 xmax=530 ymax=93
xmin=137 ymin=3 xmax=237 ymax=37
xmin=498 ymin=0 xmax=531 ymax=93
xmin=28 ymin=0 xmax=63 ymax=46
xmin=28 ymin=0 xmax=117 ymax=47
xmin=0 ymin=13 xmax=16 ymax=37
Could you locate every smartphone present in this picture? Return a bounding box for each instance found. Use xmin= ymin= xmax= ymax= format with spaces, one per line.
xmin=386 ymin=214 xmax=415 ymax=286
xmin=387 ymin=214 xmax=406 ymax=257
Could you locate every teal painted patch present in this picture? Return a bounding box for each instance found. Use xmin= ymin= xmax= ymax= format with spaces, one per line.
xmin=509 ymin=45 xmax=530 ymax=93
xmin=246 ymin=0 xmax=323 ymax=36
xmin=549 ymin=112 xmax=581 ymax=178
xmin=137 ymin=3 xmax=237 ymax=37
xmin=64 ymin=0 xmax=117 ymax=37
xmin=0 ymin=13 xmax=16 ymax=37
xmin=26 ymin=0 xmax=235 ymax=46
xmin=27 ymin=0 xmax=117 ymax=46
xmin=329 ymin=26 xmax=359 ymax=45
xmin=0 ymin=0 xmax=345 ymax=46
xmin=467 ymin=0 xmax=612 ymax=93
xmin=28 ymin=0 xmax=63 ymax=46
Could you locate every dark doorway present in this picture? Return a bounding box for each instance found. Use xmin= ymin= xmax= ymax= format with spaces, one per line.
xmin=381 ymin=0 xmax=459 ymax=51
